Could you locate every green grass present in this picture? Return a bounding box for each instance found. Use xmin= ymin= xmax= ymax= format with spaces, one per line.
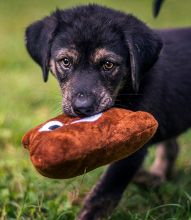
xmin=0 ymin=0 xmax=191 ymax=219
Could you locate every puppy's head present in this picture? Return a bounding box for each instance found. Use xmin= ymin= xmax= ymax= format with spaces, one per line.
xmin=25 ymin=5 xmax=162 ymax=116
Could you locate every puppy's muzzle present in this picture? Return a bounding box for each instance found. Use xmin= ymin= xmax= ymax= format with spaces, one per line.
xmin=72 ymin=92 xmax=96 ymax=116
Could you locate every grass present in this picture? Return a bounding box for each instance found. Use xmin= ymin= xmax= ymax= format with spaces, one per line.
xmin=0 ymin=0 xmax=191 ymax=219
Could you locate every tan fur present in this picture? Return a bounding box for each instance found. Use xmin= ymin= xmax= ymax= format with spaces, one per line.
xmin=56 ymin=48 xmax=79 ymax=63
xmin=91 ymin=48 xmax=122 ymax=64
xmin=60 ymin=81 xmax=76 ymax=115
xmin=49 ymin=59 xmax=57 ymax=76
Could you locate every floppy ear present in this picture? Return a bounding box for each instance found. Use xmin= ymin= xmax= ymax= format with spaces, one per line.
xmin=25 ymin=15 xmax=58 ymax=82
xmin=124 ymin=15 xmax=163 ymax=92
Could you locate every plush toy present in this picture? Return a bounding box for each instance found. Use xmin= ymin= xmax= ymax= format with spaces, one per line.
xmin=22 ymin=108 xmax=158 ymax=179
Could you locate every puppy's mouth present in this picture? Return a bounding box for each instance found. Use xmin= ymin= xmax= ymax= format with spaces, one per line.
xmin=62 ymin=97 xmax=114 ymax=117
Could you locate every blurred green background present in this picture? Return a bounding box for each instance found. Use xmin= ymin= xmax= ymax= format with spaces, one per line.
xmin=0 ymin=0 xmax=191 ymax=219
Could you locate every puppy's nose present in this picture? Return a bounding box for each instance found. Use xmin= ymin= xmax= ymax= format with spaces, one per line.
xmin=73 ymin=92 xmax=96 ymax=116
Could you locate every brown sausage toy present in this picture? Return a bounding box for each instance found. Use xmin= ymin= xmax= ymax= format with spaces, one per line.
xmin=22 ymin=108 xmax=158 ymax=179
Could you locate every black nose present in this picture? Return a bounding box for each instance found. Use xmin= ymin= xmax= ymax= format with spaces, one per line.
xmin=73 ymin=92 xmax=96 ymax=116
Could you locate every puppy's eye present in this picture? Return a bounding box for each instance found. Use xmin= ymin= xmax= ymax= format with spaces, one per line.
xmin=59 ymin=57 xmax=71 ymax=68
xmin=103 ymin=61 xmax=114 ymax=71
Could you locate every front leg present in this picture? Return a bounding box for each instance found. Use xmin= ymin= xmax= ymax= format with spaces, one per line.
xmin=77 ymin=147 xmax=147 ymax=220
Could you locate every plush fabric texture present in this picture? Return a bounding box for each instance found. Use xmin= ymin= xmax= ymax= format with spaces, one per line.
xmin=22 ymin=108 xmax=158 ymax=179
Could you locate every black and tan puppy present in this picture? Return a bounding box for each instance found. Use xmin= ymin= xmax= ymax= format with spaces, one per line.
xmin=25 ymin=4 xmax=191 ymax=220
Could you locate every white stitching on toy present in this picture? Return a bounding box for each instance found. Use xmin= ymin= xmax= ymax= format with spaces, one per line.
xmin=71 ymin=113 xmax=102 ymax=124
xmin=39 ymin=113 xmax=102 ymax=132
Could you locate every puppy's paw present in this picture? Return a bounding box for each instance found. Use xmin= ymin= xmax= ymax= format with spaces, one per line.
xmin=133 ymin=169 xmax=165 ymax=188
xmin=76 ymin=194 xmax=119 ymax=220
xmin=76 ymin=208 xmax=103 ymax=220
xmin=76 ymin=204 xmax=108 ymax=220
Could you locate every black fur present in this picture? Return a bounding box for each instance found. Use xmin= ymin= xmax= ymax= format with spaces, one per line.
xmin=25 ymin=5 xmax=191 ymax=219
xmin=25 ymin=15 xmax=58 ymax=82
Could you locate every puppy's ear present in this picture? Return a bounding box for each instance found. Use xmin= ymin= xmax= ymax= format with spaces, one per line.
xmin=124 ymin=15 xmax=163 ymax=92
xmin=25 ymin=15 xmax=58 ymax=82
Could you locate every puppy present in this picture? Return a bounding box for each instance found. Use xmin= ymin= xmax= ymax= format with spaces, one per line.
xmin=25 ymin=4 xmax=191 ymax=220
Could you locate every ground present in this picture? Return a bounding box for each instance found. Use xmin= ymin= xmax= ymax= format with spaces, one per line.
xmin=0 ymin=0 xmax=191 ymax=219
